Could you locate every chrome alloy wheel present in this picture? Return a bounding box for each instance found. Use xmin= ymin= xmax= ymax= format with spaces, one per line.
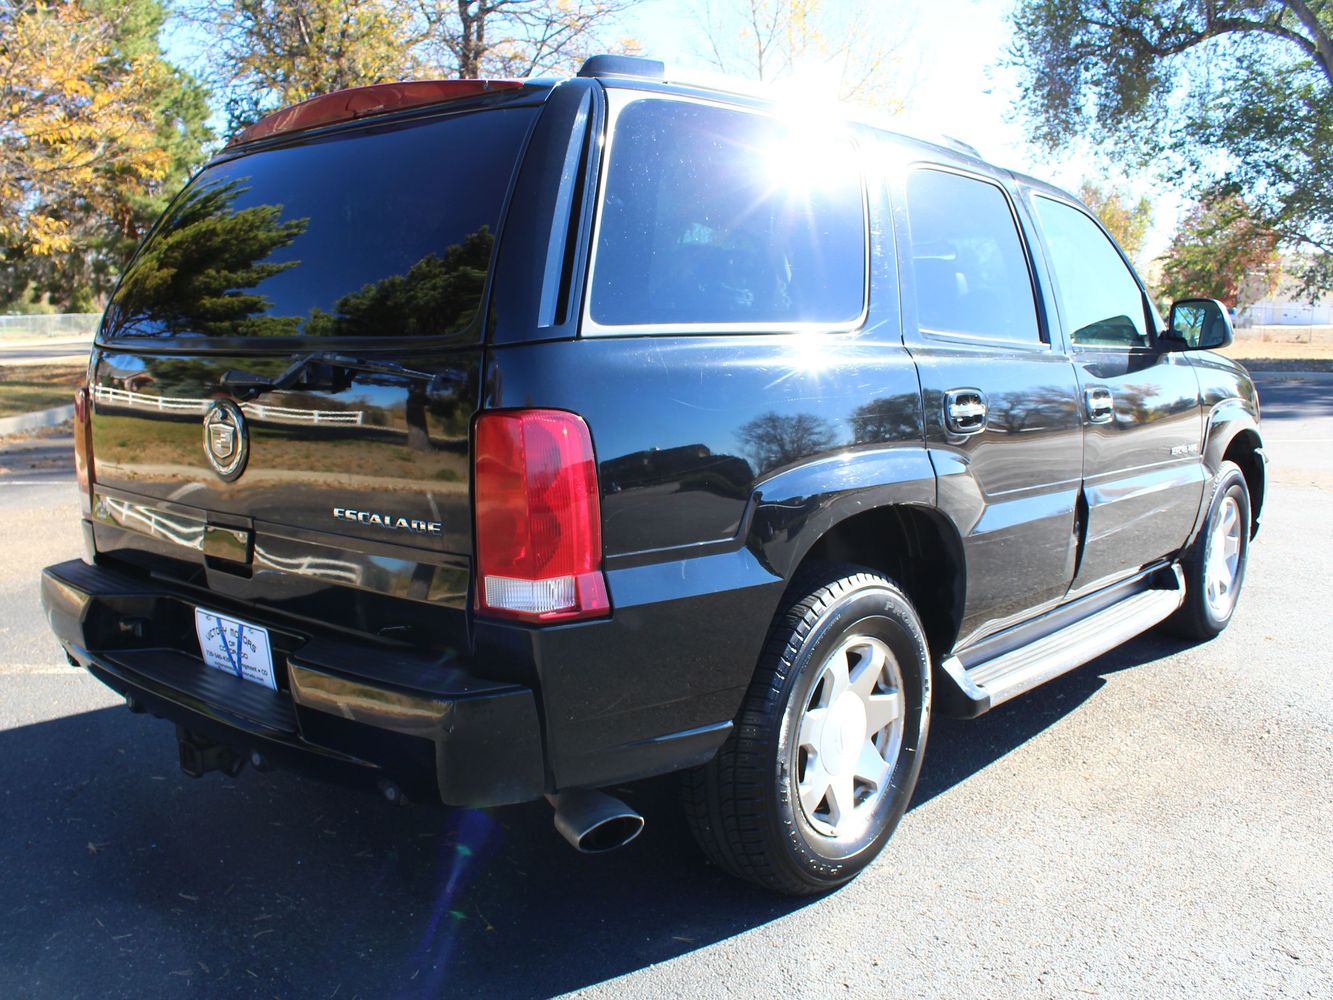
xmin=793 ymin=635 xmax=905 ymax=839
xmin=1204 ymin=495 xmax=1243 ymax=618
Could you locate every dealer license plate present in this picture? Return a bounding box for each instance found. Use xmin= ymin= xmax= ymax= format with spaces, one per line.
xmin=193 ymin=608 xmax=277 ymax=691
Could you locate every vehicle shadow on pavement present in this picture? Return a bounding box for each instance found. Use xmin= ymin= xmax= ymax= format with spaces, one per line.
xmin=914 ymin=629 xmax=1197 ymax=807
xmin=0 ymin=630 xmax=1193 ymax=1000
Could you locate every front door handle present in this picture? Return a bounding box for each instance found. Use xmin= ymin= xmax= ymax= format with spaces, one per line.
xmin=944 ymin=388 xmax=987 ymax=435
xmin=1085 ymin=386 xmax=1114 ymax=423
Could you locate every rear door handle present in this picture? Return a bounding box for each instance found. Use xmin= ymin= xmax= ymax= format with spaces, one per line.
xmin=1085 ymin=386 xmax=1114 ymax=423
xmin=944 ymin=388 xmax=987 ymax=435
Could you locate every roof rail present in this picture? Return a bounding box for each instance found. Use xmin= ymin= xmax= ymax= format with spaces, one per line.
xmin=577 ymin=55 xmax=665 ymax=81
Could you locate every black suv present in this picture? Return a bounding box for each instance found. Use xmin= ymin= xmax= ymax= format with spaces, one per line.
xmin=41 ymin=55 xmax=1265 ymax=895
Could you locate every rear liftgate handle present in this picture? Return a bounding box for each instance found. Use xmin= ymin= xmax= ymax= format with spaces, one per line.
xmin=944 ymin=388 xmax=988 ymax=435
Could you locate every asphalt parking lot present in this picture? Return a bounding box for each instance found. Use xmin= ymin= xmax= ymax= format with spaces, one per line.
xmin=1 ymin=372 xmax=1329 ymax=999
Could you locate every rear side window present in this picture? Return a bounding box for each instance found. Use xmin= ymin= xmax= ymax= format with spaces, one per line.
xmin=1034 ymin=196 xmax=1150 ymax=348
xmin=589 ymin=99 xmax=865 ymax=329
xmin=904 ymin=168 xmax=1041 ymax=345
xmin=104 ymin=108 xmax=537 ymax=340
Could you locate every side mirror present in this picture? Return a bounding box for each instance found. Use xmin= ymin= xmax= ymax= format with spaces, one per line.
xmin=1164 ymin=298 xmax=1234 ymax=351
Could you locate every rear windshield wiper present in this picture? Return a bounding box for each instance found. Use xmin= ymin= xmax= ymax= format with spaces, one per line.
xmin=220 ymin=352 xmax=463 ymax=400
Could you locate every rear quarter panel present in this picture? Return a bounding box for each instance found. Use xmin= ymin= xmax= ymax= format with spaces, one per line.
xmin=484 ymin=328 xmax=933 ymax=787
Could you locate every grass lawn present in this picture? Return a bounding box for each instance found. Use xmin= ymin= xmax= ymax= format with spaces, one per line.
xmin=0 ymin=365 xmax=85 ymax=418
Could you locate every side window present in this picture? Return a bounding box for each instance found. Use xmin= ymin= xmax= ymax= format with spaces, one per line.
xmin=590 ymin=99 xmax=865 ymax=328
xmin=1035 ymin=197 xmax=1150 ymax=349
xmin=904 ymin=168 xmax=1042 ymax=345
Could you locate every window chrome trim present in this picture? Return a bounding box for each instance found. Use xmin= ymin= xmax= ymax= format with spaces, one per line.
xmin=579 ymin=92 xmax=871 ymax=339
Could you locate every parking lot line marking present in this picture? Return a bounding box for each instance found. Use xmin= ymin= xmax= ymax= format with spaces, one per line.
xmin=2 ymin=665 xmax=84 ymax=675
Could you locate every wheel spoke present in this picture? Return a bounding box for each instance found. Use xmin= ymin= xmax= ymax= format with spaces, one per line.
xmin=853 ymin=741 xmax=890 ymax=790
xmin=798 ymin=707 xmax=828 ymax=750
xmin=824 ymin=645 xmax=852 ymax=701
xmin=849 ymin=642 xmax=887 ymax=698
xmin=1221 ymin=503 xmax=1238 ymax=539
xmin=798 ymin=757 xmax=832 ymax=818
xmin=864 ymin=689 xmax=904 ymax=737
xmin=826 ymin=773 xmax=856 ymax=827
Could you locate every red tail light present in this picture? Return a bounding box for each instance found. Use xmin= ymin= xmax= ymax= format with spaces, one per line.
xmin=474 ymin=410 xmax=609 ymax=623
xmin=73 ymin=385 xmax=93 ymax=516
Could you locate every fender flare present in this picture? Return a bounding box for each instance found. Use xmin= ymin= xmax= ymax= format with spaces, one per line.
xmin=743 ymin=445 xmax=958 ymax=583
xmin=1188 ymin=399 xmax=1265 ymax=545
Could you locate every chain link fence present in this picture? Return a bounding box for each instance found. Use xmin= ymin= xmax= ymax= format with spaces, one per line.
xmin=0 ymin=314 xmax=101 ymax=341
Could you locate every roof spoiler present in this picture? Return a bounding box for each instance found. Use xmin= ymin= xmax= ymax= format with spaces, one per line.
xmin=229 ymin=79 xmax=525 ymax=147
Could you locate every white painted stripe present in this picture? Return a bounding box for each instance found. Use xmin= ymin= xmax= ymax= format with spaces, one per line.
xmin=1 ymin=666 xmax=84 ymax=675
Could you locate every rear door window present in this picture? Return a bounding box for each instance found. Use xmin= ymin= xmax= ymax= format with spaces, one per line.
xmin=589 ymin=98 xmax=866 ymax=330
xmin=104 ymin=107 xmax=537 ymax=341
xmin=904 ymin=168 xmax=1042 ymax=345
xmin=1034 ymin=196 xmax=1151 ymax=349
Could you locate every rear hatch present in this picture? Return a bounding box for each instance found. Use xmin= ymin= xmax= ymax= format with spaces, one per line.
xmin=86 ymin=93 xmax=542 ymax=644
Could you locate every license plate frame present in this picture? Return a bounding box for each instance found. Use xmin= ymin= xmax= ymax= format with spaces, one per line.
xmin=193 ymin=608 xmax=277 ymax=691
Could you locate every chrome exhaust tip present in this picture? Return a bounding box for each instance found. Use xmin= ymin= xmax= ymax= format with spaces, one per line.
xmin=547 ymin=789 xmax=645 ymax=853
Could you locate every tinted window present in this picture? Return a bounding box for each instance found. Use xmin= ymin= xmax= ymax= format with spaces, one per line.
xmin=105 ymin=108 xmax=536 ymax=340
xmin=591 ymin=100 xmax=865 ymax=328
xmin=1035 ymin=197 xmax=1149 ymax=348
xmin=905 ymin=168 xmax=1041 ymax=344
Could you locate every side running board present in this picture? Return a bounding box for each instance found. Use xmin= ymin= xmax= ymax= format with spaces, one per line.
xmin=936 ymin=565 xmax=1185 ymax=719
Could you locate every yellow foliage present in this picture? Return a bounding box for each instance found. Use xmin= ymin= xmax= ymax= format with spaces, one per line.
xmin=0 ymin=1 xmax=169 ymax=254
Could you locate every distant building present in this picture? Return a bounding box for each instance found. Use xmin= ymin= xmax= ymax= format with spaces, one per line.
xmin=1236 ymin=264 xmax=1331 ymax=326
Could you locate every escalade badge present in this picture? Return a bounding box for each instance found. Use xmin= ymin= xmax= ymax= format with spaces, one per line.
xmin=202 ymin=400 xmax=249 ymax=482
xmin=333 ymin=507 xmax=443 ymax=535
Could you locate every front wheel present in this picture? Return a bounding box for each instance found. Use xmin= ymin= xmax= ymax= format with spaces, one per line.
xmin=682 ymin=566 xmax=931 ymax=895
xmin=1169 ymin=460 xmax=1251 ymax=640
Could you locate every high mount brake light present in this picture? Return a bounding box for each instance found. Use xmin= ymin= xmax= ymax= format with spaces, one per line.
xmin=230 ymin=79 xmax=525 ymax=147
xmin=474 ymin=410 xmax=610 ymax=623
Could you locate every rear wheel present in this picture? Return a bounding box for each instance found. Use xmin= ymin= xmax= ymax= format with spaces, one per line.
xmin=682 ymin=566 xmax=930 ymax=895
xmin=1169 ymin=460 xmax=1251 ymax=640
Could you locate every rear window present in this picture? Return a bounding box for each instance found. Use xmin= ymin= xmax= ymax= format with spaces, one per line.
xmin=589 ymin=99 xmax=866 ymax=330
xmin=104 ymin=107 xmax=536 ymax=341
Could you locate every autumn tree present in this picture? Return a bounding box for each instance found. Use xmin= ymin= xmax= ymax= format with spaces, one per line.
xmin=1157 ymin=196 xmax=1281 ymax=309
xmin=181 ymin=0 xmax=422 ymax=133
xmin=1078 ymin=179 xmax=1152 ymax=262
xmin=688 ymin=0 xmax=916 ymax=111
xmin=1010 ymin=0 xmax=1332 ymax=294
xmin=0 ymin=1 xmax=208 ymax=309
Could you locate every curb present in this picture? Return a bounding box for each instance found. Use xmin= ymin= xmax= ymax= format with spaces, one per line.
xmin=0 ymin=404 xmax=75 ymax=437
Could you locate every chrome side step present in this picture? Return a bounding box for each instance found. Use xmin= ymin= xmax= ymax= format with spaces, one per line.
xmin=937 ymin=565 xmax=1185 ymax=718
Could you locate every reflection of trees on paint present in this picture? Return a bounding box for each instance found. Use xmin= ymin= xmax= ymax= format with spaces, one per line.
xmin=987 ymin=385 xmax=1077 ymax=433
xmin=107 ymin=178 xmax=308 ymax=338
xmin=304 ymin=226 xmax=494 ymax=339
xmin=738 ymin=411 xmax=836 ymax=473
xmin=850 ymin=395 xmax=920 ymax=444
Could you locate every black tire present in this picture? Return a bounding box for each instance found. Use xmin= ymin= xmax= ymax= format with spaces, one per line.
xmin=1167 ymin=460 xmax=1251 ymax=640
xmin=682 ymin=565 xmax=931 ymax=895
